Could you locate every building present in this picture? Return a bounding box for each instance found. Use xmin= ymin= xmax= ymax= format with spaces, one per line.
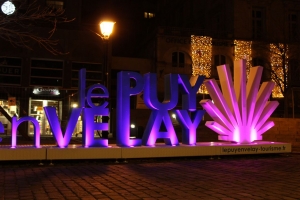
xmin=143 ymin=0 xmax=300 ymax=117
xmin=0 ymin=0 xmax=299 ymax=138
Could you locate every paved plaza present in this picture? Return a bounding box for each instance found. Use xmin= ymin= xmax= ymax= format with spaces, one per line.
xmin=0 ymin=153 xmax=300 ymax=200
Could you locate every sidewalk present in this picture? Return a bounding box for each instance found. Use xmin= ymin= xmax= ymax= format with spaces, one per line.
xmin=0 ymin=153 xmax=300 ymax=200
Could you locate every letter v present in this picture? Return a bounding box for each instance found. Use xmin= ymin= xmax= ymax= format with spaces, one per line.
xmin=44 ymin=106 xmax=82 ymax=148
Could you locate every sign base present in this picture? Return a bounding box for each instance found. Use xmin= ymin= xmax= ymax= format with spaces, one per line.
xmin=0 ymin=141 xmax=291 ymax=161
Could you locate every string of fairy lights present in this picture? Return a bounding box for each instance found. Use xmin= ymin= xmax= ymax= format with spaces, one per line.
xmin=191 ymin=35 xmax=212 ymax=94
xmin=270 ymin=43 xmax=288 ymax=98
xmin=190 ymin=36 xmax=288 ymax=97
xmin=234 ymin=40 xmax=252 ymax=75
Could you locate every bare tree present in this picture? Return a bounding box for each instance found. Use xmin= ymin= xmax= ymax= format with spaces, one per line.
xmin=0 ymin=1 xmax=74 ymax=139
xmin=0 ymin=0 xmax=74 ymax=55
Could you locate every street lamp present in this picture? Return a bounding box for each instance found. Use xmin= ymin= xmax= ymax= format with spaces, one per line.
xmin=99 ymin=21 xmax=115 ymax=88
xmin=100 ymin=21 xmax=115 ymax=40
xmin=99 ymin=21 xmax=115 ymax=138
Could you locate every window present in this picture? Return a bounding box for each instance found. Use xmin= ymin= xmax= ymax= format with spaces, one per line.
xmin=252 ymin=7 xmax=265 ymax=39
xmin=31 ymin=60 xmax=63 ymax=69
xmin=0 ymin=57 xmax=22 ymax=85
xmin=71 ymin=62 xmax=102 ymax=88
xmin=289 ymin=11 xmax=299 ymax=41
xmin=212 ymin=55 xmax=226 ymax=78
xmin=214 ymin=55 xmax=226 ymax=66
xmin=144 ymin=12 xmax=155 ymax=19
xmin=290 ymin=59 xmax=300 ymax=85
xmin=172 ymin=52 xmax=185 ymax=68
xmin=215 ymin=13 xmax=225 ymax=31
xmin=0 ymin=57 xmax=22 ymax=66
xmin=210 ymin=2 xmax=226 ymax=37
xmin=252 ymin=57 xmax=264 ymax=67
xmin=46 ymin=1 xmax=64 ymax=10
xmin=30 ymin=59 xmax=63 ymax=86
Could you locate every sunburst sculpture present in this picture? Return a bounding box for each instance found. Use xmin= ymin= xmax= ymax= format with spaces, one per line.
xmin=200 ymin=60 xmax=279 ymax=144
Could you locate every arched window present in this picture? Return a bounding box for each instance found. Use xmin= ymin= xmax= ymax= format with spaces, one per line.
xmin=172 ymin=52 xmax=185 ymax=68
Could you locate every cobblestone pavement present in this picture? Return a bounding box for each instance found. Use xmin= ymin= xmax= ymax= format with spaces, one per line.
xmin=0 ymin=153 xmax=300 ymax=200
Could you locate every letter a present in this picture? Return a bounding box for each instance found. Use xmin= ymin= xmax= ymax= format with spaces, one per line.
xmin=142 ymin=110 xmax=179 ymax=146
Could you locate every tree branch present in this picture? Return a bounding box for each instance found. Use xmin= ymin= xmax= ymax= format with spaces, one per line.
xmin=0 ymin=0 xmax=74 ymax=55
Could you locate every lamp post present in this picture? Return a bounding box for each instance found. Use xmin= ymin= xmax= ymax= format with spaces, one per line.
xmin=99 ymin=21 xmax=115 ymax=138
xmin=99 ymin=21 xmax=115 ymax=88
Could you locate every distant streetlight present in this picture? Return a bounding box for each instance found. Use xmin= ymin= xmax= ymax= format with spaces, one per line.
xmin=98 ymin=21 xmax=115 ymax=138
xmin=1 ymin=1 xmax=15 ymax=15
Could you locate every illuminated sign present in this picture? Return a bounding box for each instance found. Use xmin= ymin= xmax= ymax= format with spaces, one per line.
xmin=6 ymin=69 xmax=205 ymax=148
xmin=33 ymin=88 xmax=60 ymax=96
xmin=1 ymin=59 xmax=278 ymax=148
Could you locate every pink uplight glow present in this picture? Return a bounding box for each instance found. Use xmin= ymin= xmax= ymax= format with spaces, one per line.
xmin=200 ymin=60 xmax=279 ymax=144
xmin=233 ymin=128 xmax=240 ymax=142
xmin=251 ymin=127 xmax=257 ymax=142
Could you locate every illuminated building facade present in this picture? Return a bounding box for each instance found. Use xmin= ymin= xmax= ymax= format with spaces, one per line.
xmin=151 ymin=0 xmax=300 ymax=119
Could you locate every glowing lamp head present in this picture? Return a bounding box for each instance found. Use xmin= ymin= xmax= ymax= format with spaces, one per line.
xmin=100 ymin=21 xmax=115 ymax=40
